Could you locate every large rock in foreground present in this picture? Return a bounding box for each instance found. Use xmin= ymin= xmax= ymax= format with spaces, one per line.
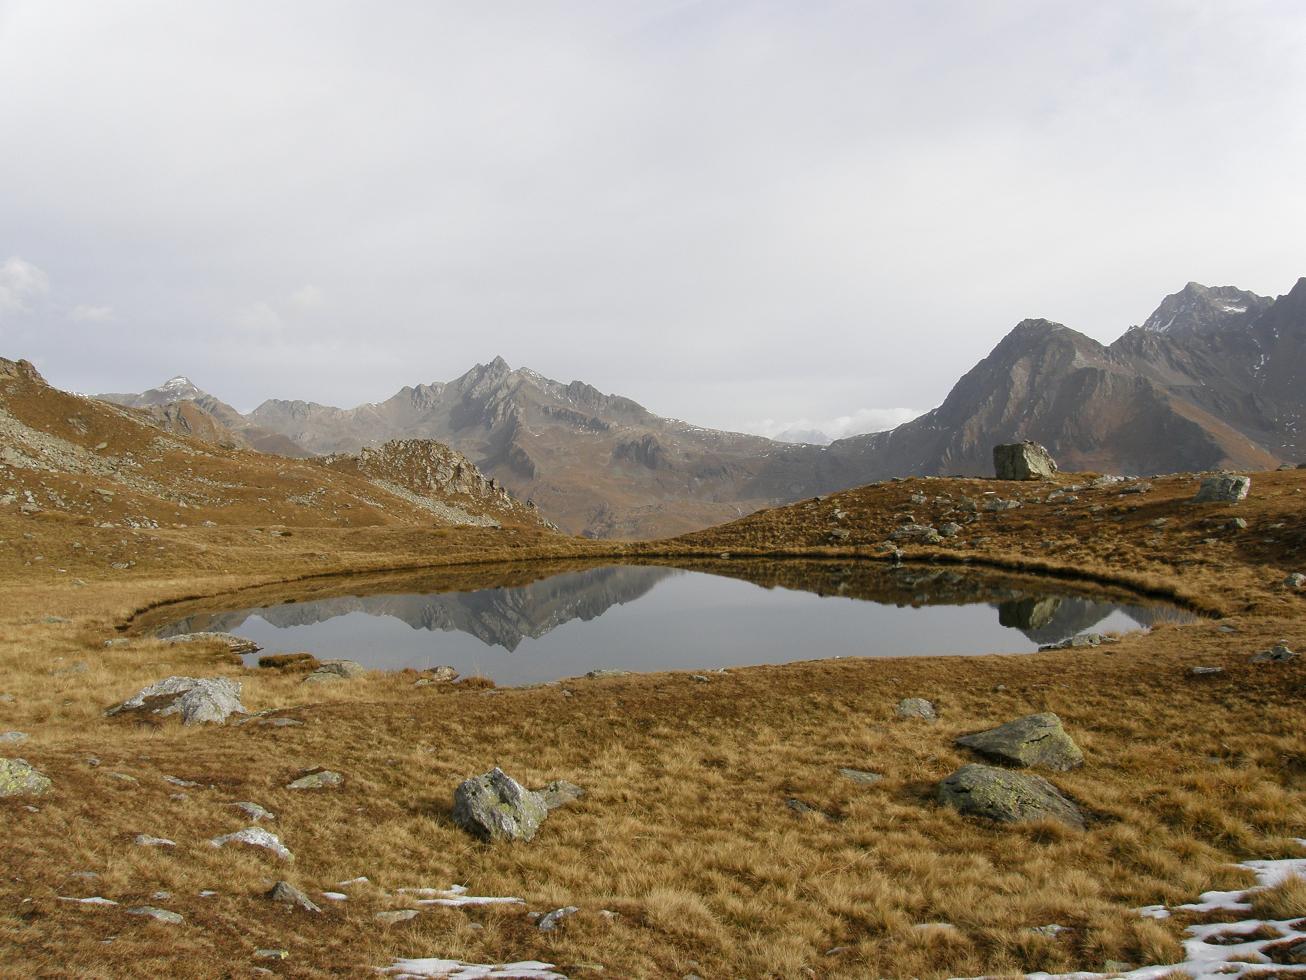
xmin=1193 ymin=473 xmax=1251 ymax=504
xmin=954 ymin=712 xmax=1084 ymax=771
xmin=452 ymin=768 xmax=548 ymax=842
xmin=993 ymin=441 xmax=1058 ymax=480
xmin=0 ymin=758 xmax=52 ymax=797
xmin=937 ymin=764 xmax=1084 ymax=829
xmin=106 ymin=676 xmax=245 ymax=725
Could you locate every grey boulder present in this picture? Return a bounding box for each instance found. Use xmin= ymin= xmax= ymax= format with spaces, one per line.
xmin=955 ymin=712 xmax=1084 ymax=771
xmin=452 ymin=767 xmax=548 ymax=842
xmin=1193 ymin=473 xmax=1251 ymax=504
xmin=895 ymin=697 xmax=937 ymax=720
xmin=160 ymin=632 xmax=261 ymax=655
xmin=534 ymin=779 xmax=585 ymax=811
xmin=106 ymin=676 xmax=245 ymax=726
xmin=0 ymin=757 xmax=52 ymax=797
xmin=267 ymin=880 xmax=320 ymax=913
xmin=993 ymin=442 xmax=1058 ymax=480
xmin=302 ymin=659 xmax=367 ymax=684
xmin=937 ymin=764 xmax=1084 ymax=829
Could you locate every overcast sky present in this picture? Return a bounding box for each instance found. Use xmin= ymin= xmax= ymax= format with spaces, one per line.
xmin=1 ymin=1 xmax=1304 ymax=439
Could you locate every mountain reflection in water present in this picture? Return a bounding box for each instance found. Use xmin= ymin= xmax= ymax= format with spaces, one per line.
xmin=156 ymin=563 xmax=1190 ymax=685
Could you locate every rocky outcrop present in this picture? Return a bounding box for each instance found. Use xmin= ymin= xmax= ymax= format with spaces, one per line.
xmin=993 ymin=441 xmax=1057 ymax=480
xmin=954 ymin=712 xmax=1084 ymax=771
xmin=106 ymin=677 xmax=245 ymax=725
xmin=937 ymin=764 xmax=1084 ymax=829
xmin=1193 ymin=473 xmax=1251 ymax=504
xmin=452 ymin=768 xmax=548 ymax=842
xmin=0 ymin=758 xmax=51 ymax=797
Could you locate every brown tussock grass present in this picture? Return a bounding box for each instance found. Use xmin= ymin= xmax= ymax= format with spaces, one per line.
xmin=1 ymin=468 xmax=1305 ymax=976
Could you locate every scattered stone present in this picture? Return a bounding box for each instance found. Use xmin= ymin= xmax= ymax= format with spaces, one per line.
xmin=1226 ymin=517 xmax=1248 ymax=530
xmin=895 ymin=697 xmax=937 ymax=720
xmin=785 ymin=798 xmax=822 ymax=817
xmin=534 ymin=779 xmax=585 ymax=811
xmin=954 ymin=712 xmax=1084 ymax=771
xmin=691 ymin=674 xmax=710 ymax=683
xmin=1119 ymin=482 xmax=1152 ymax=494
xmin=0 ymin=693 xmax=14 ymax=704
xmin=133 ymin=835 xmax=176 ymax=848
xmin=105 ymin=676 xmax=245 ymax=726
xmin=0 ymin=758 xmax=52 ymax=797
xmin=1283 ymin=572 xmax=1305 ymax=589
xmin=163 ymin=775 xmax=199 ymax=787
xmin=1190 ymin=666 xmax=1224 ymax=676
xmin=210 ymin=827 xmax=293 ymax=860
xmin=1251 ymin=643 xmax=1297 ymax=664
xmin=993 ymin=441 xmax=1058 ymax=480
xmin=1030 ymin=924 xmax=1069 ymax=937
xmin=231 ymin=801 xmax=275 ymax=822
xmin=421 ymin=665 xmax=458 ymax=683
xmin=160 ymin=632 xmax=261 ymax=655
xmin=585 ymin=668 xmax=630 ymax=679
xmin=1146 ymin=518 xmax=1168 ymax=528
xmin=376 ymin=909 xmax=420 ymax=925
xmin=302 ymin=659 xmax=367 ymax=684
xmin=937 ymin=764 xmax=1084 ymax=830
xmin=889 ymin=523 xmax=942 ymax=545
xmin=982 ymin=497 xmax=1022 ymax=512
xmin=938 ymin=522 xmax=962 ymax=538
xmin=838 ymin=768 xmax=883 ymax=785
xmin=1193 ymin=473 xmax=1251 ymax=504
xmin=0 ymin=732 xmax=28 ymax=743
xmin=452 ymin=767 xmax=549 ymax=842
xmin=267 ymin=880 xmax=320 ymax=913
xmin=286 ymin=768 xmax=343 ymax=790
xmin=254 ymin=949 xmax=289 ymax=961
xmin=538 ymin=906 xmax=579 ymax=932
xmin=127 ymin=906 xmax=183 ymax=924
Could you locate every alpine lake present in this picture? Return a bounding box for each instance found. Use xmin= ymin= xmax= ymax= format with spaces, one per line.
xmin=137 ymin=560 xmax=1196 ymax=686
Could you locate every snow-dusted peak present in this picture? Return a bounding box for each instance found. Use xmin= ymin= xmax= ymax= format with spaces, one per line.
xmin=1133 ymin=283 xmax=1272 ymax=335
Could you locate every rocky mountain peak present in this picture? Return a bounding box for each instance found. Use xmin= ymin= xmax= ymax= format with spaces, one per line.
xmin=1134 ymin=282 xmax=1272 ymax=335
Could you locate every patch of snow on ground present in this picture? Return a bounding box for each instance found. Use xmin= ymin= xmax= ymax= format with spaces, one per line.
xmin=379 ymin=959 xmax=566 ymax=979
xmin=968 ymin=841 xmax=1306 ymax=979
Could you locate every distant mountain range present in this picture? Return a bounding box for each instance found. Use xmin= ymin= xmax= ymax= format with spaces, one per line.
xmin=96 ymin=276 xmax=1306 ymax=538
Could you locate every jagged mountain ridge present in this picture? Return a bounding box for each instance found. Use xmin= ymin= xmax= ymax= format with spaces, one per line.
xmin=93 ymin=276 xmax=1306 ymax=538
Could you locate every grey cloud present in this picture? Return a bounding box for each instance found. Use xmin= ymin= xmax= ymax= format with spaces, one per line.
xmin=1 ymin=1 xmax=1303 ymax=425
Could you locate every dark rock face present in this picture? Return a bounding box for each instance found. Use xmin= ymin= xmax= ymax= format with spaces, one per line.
xmin=993 ymin=442 xmax=1058 ymax=480
xmin=954 ymin=712 xmax=1084 ymax=771
xmin=937 ymin=764 xmax=1084 ymax=829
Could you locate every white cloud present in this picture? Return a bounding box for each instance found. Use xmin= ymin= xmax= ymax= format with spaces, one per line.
xmin=70 ymin=303 xmax=114 ymax=322
xmin=0 ymin=256 xmax=49 ymax=316
xmin=747 ymin=407 xmax=924 ymax=444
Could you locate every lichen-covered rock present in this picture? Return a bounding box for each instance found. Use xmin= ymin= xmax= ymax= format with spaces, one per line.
xmin=937 ymin=764 xmax=1084 ymax=829
xmin=1193 ymin=473 xmax=1251 ymax=504
xmin=993 ymin=442 xmax=1058 ymax=480
xmin=453 ymin=767 xmax=548 ymax=842
xmin=105 ymin=676 xmax=245 ymax=725
xmin=889 ymin=524 xmax=942 ymax=545
xmin=286 ymin=768 xmax=343 ymax=790
xmin=160 ymin=632 xmax=261 ymax=655
xmin=210 ymin=826 xmax=293 ymax=860
xmin=955 ymin=712 xmax=1083 ymax=771
xmin=127 ymin=905 xmax=183 ymax=924
xmin=267 ymin=880 xmax=320 ymax=912
xmin=1251 ymin=643 xmax=1297 ymax=664
xmin=0 ymin=757 xmax=51 ymax=797
xmin=895 ymin=697 xmax=937 ymax=720
xmin=301 ymin=659 xmax=366 ymax=684
xmin=534 ymin=779 xmax=585 ymax=811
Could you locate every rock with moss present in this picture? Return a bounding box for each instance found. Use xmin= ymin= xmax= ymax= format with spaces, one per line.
xmin=895 ymin=697 xmax=937 ymax=720
xmin=955 ymin=712 xmax=1083 ymax=771
xmin=105 ymin=676 xmax=245 ymax=725
xmin=453 ymin=767 xmax=548 ymax=842
xmin=993 ymin=441 xmax=1058 ymax=480
xmin=1193 ymin=473 xmax=1251 ymax=504
xmin=0 ymin=757 xmax=51 ymax=797
xmin=937 ymin=764 xmax=1084 ymax=829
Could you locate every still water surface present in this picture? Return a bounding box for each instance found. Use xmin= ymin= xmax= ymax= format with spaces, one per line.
xmin=158 ymin=564 xmax=1190 ymax=686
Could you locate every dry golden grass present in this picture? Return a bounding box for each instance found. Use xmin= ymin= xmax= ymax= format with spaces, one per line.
xmin=1 ymin=463 xmax=1305 ymax=977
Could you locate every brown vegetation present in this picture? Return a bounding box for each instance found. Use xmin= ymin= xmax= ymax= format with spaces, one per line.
xmin=2 ymin=362 xmax=1304 ymax=977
